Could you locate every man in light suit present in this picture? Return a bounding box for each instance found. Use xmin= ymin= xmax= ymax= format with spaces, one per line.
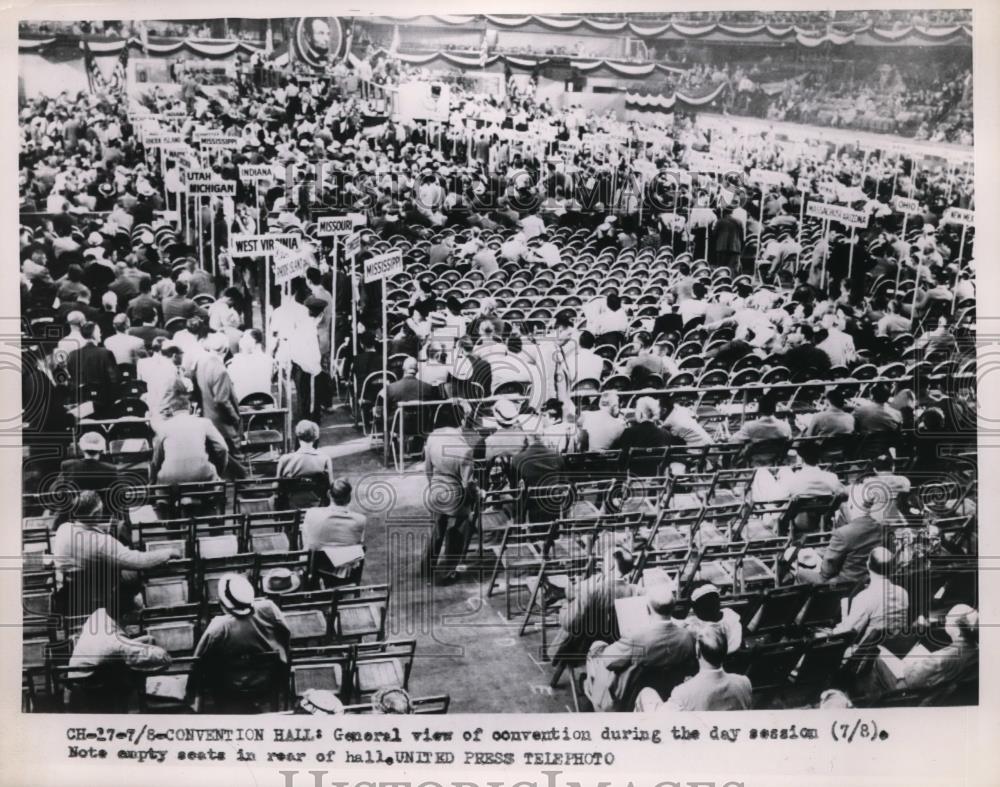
xmin=584 ymin=582 xmax=697 ymax=711
xmin=638 ymin=627 xmax=752 ymax=711
xmin=191 ymin=332 xmax=247 ymax=478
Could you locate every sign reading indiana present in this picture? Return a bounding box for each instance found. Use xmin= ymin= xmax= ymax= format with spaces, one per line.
xmin=292 ymin=17 xmax=346 ymax=71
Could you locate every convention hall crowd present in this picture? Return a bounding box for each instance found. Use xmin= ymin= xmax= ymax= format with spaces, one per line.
xmin=19 ymin=14 xmax=977 ymax=716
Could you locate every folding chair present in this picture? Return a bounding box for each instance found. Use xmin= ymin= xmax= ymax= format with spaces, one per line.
xmin=139 ymin=606 xmax=202 ymax=655
xmin=232 ymin=476 xmax=280 ymax=514
xmin=332 ymin=584 xmax=390 ymax=641
xmin=141 ymin=559 xmax=197 ymax=609
xmin=245 ymin=510 xmax=302 ymax=553
xmin=199 ymin=553 xmax=258 ymax=605
xmin=352 ymin=639 xmax=417 ymax=702
xmin=289 ymin=644 xmax=354 ymax=702
xmin=746 ymin=585 xmax=812 ymax=636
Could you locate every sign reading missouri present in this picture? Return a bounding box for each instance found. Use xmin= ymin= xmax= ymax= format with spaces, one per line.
xmin=185 ymin=180 xmax=236 ymax=196
xmin=229 ymin=233 xmax=303 ymax=258
xmin=806 ymin=201 xmax=869 ymax=228
xmin=316 ymin=216 xmax=353 ymax=237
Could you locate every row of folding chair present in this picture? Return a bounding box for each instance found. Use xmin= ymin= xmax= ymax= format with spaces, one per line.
xmin=133 ymin=509 xmax=306 ymax=558
xmin=32 ymin=635 xmax=418 ymax=714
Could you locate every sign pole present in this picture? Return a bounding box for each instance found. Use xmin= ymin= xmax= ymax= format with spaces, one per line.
xmin=895 ymin=211 xmax=909 ymax=295
xmin=351 ymin=252 xmax=359 ymax=425
xmin=796 ymin=189 xmax=806 ymax=269
xmin=209 ymin=197 xmax=216 ymax=279
xmin=196 ymin=197 xmax=204 ymax=270
xmin=820 ymin=218 xmax=830 ymax=290
xmin=381 ymin=275 xmax=389 ymax=468
xmin=671 ymin=180 xmax=679 ymax=249
xmin=952 ymin=223 xmax=968 ymax=315
xmin=330 ymin=235 xmax=338 ymax=388
xmin=755 ymin=187 xmax=766 ymax=283
xmin=847 ymin=226 xmax=856 ymax=280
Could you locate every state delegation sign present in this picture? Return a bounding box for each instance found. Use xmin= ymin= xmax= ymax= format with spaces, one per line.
xmin=272 ymin=243 xmax=311 ymax=285
xmin=239 ymin=164 xmax=273 ymax=182
xmin=186 ymin=180 xmax=236 ymax=196
xmin=806 ymin=201 xmax=869 ymax=228
xmin=316 ymin=216 xmax=353 ymax=237
xmin=230 ymin=233 xmax=303 ymax=258
xmin=363 ymin=250 xmax=403 ymax=283
xmin=198 ymin=136 xmax=240 ymax=149
xmin=943 ymin=207 xmax=975 ymax=226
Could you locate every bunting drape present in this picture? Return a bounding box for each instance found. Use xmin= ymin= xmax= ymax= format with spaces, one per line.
xmin=18 ymin=35 xmax=264 ymax=57
xmin=367 ymin=15 xmax=971 ymax=47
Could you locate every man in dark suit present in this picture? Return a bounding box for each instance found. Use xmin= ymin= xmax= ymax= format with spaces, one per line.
xmin=127 ymin=306 xmax=169 ymax=350
xmin=386 ymin=357 xmax=436 ymax=409
xmin=611 ymin=396 xmax=677 ymax=454
xmin=162 ymin=280 xmax=207 ymax=327
xmin=66 ymin=322 xmax=119 ymax=415
xmin=712 ymin=207 xmax=744 ymax=276
xmin=584 ymin=582 xmax=697 ymax=711
xmin=777 ymin=323 xmax=832 ymax=381
xmin=125 ymin=278 xmax=162 ymax=325
xmin=639 ymin=626 xmax=751 ymax=711
xmin=448 ymin=337 xmax=492 ymax=401
xmin=58 ymin=432 xmax=119 ymax=498
xmin=512 ymin=431 xmax=566 ymax=523
xmin=814 ymin=508 xmax=884 ymax=586
xmin=384 ymin=356 xmax=437 ymax=433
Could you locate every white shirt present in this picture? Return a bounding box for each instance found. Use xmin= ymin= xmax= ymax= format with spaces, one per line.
xmin=520 ymin=215 xmax=545 ymax=240
xmin=270 ymin=300 xmax=321 ymax=375
xmin=817 ymin=328 xmax=856 ymax=368
xmin=589 ymin=308 xmax=629 ymax=336
xmin=564 ymin=347 xmax=604 ymax=385
xmin=226 ymin=352 xmax=274 ymax=402
xmin=579 ymin=409 xmax=626 ymax=451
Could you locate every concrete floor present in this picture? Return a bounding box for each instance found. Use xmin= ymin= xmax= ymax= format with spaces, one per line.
xmin=319 ymin=410 xmax=574 ymax=713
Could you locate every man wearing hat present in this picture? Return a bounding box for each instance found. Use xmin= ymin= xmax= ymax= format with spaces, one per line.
xmin=297 ymin=689 xmax=345 ymax=715
xmin=584 ymin=582 xmax=697 ymax=711
xmin=191 ymin=574 xmax=291 ymax=713
xmin=834 ymin=547 xmax=909 ymax=641
xmin=57 ymin=432 xmax=119 ymax=497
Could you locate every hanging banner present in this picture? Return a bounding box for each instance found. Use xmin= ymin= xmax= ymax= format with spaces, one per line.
xmin=363 ymin=250 xmax=404 ymax=283
xmin=316 ymin=215 xmax=353 ymax=237
xmin=230 ymin=233 xmax=304 ymax=258
xmin=806 ymin=201 xmax=868 ymax=227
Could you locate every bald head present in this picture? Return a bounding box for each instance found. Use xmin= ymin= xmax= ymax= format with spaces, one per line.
xmin=645 ymin=582 xmax=676 ymax=619
xmin=402 ymin=356 xmax=418 ymax=377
